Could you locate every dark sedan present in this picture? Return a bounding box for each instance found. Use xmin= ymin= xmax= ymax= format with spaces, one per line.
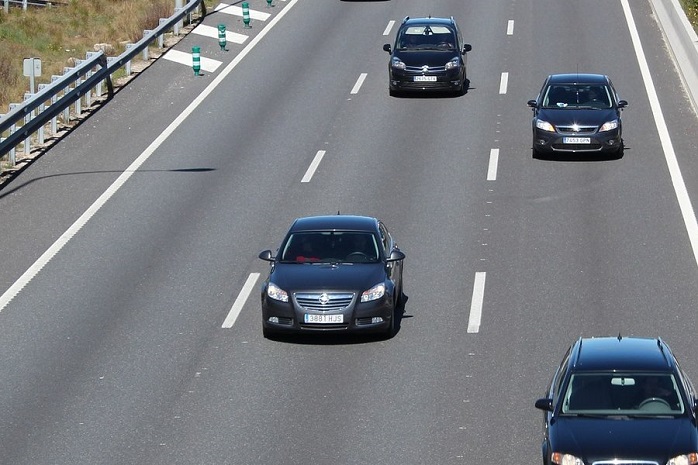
xmin=535 ymin=336 xmax=698 ymax=465
xmin=258 ymin=215 xmax=405 ymax=339
xmin=528 ymin=74 xmax=628 ymax=158
xmin=383 ymin=16 xmax=472 ymax=96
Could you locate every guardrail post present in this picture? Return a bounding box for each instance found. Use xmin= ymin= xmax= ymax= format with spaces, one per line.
xmin=7 ymin=104 xmax=18 ymax=165
xmin=125 ymin=43 xmax=134 ymax=76
xmin=23 ymin=93 xmax=32 ymax=156
xmin=142 ymin=31 xmax=152 ymax=60
xmin=86 ymin=52 xmax=102 ymax=97
xmin=50 ymin=75 xmax=60 ymax=133
xmin=37 ymin=83 xmax=48 ymax=144
xmin=175 ymin=1 xmax=183 ymax=35
xmin=159 ymin=18 xmax=167 ymax=48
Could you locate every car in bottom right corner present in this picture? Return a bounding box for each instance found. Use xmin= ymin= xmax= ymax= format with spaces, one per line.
xmin=535 ymin=336 xmax=698 ymax=465
xmin=527 ymin=74 xmax=628 ymax=159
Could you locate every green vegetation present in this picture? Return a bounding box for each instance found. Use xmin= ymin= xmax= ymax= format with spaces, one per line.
xmin=0 ymin=0 xmax=215 ymax=110
xmin=680 ymin=0 xmax=698 ymax=29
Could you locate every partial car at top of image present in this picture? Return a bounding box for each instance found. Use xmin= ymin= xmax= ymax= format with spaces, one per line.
xmin=534 ymin=336 xmax=698 ymax=465
xmin=258 ymin=215 xmax=406 ymax=339
xmin=527 ymin=73 xmax=628 ymax=159
xmin=383 ymin=16 xmax=472 ymax=97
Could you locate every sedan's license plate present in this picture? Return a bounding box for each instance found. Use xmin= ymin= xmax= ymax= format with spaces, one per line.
xmin=304 ymin=314 xmax=343 ymax=324
xmin=563 ymin=137 xmax=591 ymax=144
xmin=414 ymin=76 xmax=437 ymax=82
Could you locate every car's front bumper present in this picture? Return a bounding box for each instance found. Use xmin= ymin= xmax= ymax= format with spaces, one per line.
xmin=261 ymin=292 xmax=394 ymax=335
xmin=389 ymin=68 xmax=464 ymax=92
xmin=532 ymin=128 xmax=623 ymax=154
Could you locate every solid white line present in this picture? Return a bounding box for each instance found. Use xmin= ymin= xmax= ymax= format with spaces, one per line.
xmin=0 ymin=0 xmax=301 ymax=313
xmin=467 ymin=272 xmax=486 ymax=333
xmin=487 ymin=148 xmax=499 ymax=181
xmin=383 ymin=20 xmax=395 ymax=36
xmin=620 ymin=0 xmax=698 ymax=267
xmin=499 ymin=72 xmax=509 ymax=94
xmin=301 ymin=150 xmax=326 ymax=183
xmin=507 ymin=20 xmax=514 ymax=35
xmin=222 ymin=273 xmax=260 ymax=328
xmin=163 ymin=49 xmax=222 ymax=73
xmin=351 ymin=73 xmax=367 ymax=94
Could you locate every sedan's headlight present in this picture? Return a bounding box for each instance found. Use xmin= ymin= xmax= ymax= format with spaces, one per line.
xmin=551 ymin=453 xmax=584 ymax=465
xmin=267 ymin=283 xmax=288 ymax=302
xmin=361 ymin=283 xmax=385 ymax=302
xmin=668 ymin=453 xmax=698 ymax=465
xmin=391 ymin=57 xmax=406 ymax=70
xmin=536 ymin=119 xmax=556 ymax=132
xmin=445 ymin=58 xmax=460 ymax=70
xmin=599 ymin=119 xmax=619 ymax=132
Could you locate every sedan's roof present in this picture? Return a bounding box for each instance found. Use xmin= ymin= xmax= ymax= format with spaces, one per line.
xmin=570 ymin=337 xmax=677 ymax=373
xmin=546 ymin=73 xmax=610 ymax=85
xmin=289 ymin=215 xmax=379 ymax=233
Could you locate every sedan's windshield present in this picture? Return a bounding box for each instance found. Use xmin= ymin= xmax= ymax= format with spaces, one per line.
xmin=542 ymin=84 xmax=613 ymax=109
xmin=280 ymin=231 xmax=380 ymax=264
xmin=561 ymin=373 xmax=685 ymax=416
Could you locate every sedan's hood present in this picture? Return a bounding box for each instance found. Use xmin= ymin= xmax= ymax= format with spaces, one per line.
xmin=552 ymin=416 xmax=697 ymax=461
xmin=271 ymin=263 xmax=386 ymax=293
xmin=537 ymin=108 xmax=618 ymax=127
xmin=394 ymin=50 xmax=459 ymax=68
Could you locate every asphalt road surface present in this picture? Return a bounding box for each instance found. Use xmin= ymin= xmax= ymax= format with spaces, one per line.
xmin=1 ymin=0 xmax=698 ymax=464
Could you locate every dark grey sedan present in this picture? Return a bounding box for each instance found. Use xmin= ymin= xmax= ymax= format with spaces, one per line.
xmin=258 ymin=215 xmax=405 ymax=339
xmin=528 ymin=73 xmax=628 ymax=158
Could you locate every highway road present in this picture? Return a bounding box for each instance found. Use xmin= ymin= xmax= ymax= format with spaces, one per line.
xmin=1 ymin=0 xmax=698 ymax=463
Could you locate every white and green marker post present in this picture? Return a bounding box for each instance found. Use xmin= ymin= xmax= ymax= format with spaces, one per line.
xmin=218 ymin=24 xmax=227 ymax=51
xmin=242 ymin=2 xmax=251 ymax=28
xmin=192 ymin=46 xmax=201 ymax=75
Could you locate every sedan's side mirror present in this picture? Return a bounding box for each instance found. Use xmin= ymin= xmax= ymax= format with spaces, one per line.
xmin=383 ymin=43 xmax=392 ymax=53
xmin=258 ymin=250 xmax=274 ymax=262
xmin=387 ymin=249 xmax=406 ymax=262
xmin=618 ymin=99 xmax=628 ymax=109
xmin=534 ymin=398 xmax=553 ymax=412
xmin=462 ymin=43 xmax=472 ymax=54
xmin=527 ymin=99 xmax=538 ymax=108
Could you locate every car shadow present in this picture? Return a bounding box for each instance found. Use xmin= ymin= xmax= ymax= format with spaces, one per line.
xmin=265 ymin=293 xmax=411 ymax=345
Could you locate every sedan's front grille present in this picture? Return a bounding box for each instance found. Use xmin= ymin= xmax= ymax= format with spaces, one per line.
xmin=405 ymin=65 xmax=447 ymax=73
xmin=557 ymin=125 xmax=597 ymax=134
xmin=295 ymin=292 xmax=354 ymax=311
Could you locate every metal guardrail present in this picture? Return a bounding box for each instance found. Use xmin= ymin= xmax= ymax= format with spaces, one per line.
xmin=0 ymin=0 xmax=205 ymax=162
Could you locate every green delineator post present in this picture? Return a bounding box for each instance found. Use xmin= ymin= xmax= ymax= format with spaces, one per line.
xmin=218 ymin=24 xmax=227 ymax=50
xmin=242 ymin=2 xmax=251 ymax=28
xmin=192 ymin=46 xmax=200 ymax=75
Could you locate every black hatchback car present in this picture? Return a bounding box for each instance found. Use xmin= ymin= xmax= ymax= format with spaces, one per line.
xmin=535 ymin=336 xmax=698 ymax=465
xmin=383 ymin=16 xmax=472 ymax=96
xmin=527 ymin=74 xmax=628 ymax=158
xmin=258 ymin=215 xmax=405 ymax=339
